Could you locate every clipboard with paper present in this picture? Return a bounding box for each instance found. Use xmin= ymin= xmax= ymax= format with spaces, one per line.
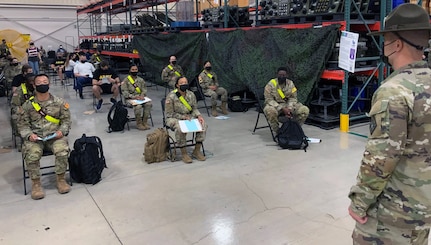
xmin=179 ymin=119 xmax=203 ymax=133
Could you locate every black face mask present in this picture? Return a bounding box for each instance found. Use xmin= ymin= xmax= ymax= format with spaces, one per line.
xmin=35 ymin=84 xmax=49 ymax=93
xmin=171 ymin=61 xmax=177 ymax=65
xmin=381 ymin=51 xmax=396 ymax=66
xmin=11 ymin=63 xmax=18 ymax=66
xmin=80 ymin=60 xmax=86 ymax=63
xmin=205 ymin=67 xmax=212 ymax=71
xmin=30 ymin=43 xmax=34 ymax=45
xmin=278 ymin=77 xmax=287 ymax=83
xmin=381 ymin=40 xmax=397 ymax=66
xmin=130 ymin=72 xmax=138 ymax=76
xmin=179 ymin=84 xmax=189 ymax=92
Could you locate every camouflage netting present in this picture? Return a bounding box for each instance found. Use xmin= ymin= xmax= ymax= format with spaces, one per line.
xmin=132 ymin=32 xmax=208 ymax=81
xmin=132 ymin=25 xmax=339 ymax=104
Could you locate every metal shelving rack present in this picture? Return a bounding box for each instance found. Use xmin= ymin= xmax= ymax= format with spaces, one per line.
xmin=339 ymin=0 xmax=392 ymax=133
xmin=76 ymin=0 xmax=180 ymax=56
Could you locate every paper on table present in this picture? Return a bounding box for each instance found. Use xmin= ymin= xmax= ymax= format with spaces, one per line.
xmin=131 ymin=97 xmax=152 ymax=105
xmin=179 ymin=119 xmax=203 ymax=133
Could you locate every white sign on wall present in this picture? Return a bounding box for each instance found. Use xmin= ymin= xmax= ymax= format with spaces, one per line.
xmin=338 ymin=31 xmax=359 ymax=73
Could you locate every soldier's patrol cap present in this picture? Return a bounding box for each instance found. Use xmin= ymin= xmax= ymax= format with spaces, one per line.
xmin=368 ymin=3 xmax=431 ymax=36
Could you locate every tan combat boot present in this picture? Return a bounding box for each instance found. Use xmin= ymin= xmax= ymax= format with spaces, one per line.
xmin=136 ymin=117 xmax=146 ymax=131
xmin=192 ymin=143 xmax=206 ymax=161
xmin=141 ymin=116 xmax=151 ymax=130
xmin=181 ymin=147 xmax=193 ymax=164
xmin=56 ymin=173 xmax=71 ymax=194
xmin=31 ymin=178 xmax=45 ymax=200
xmin=211 ymin=105 xmax=218 ymax=117
xmin=221 ymin=101 xmax=228 ymax=115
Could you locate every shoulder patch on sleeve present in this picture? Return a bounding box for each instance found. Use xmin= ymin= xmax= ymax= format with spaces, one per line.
xmin=292 ymin=87 xmax=297 ymax=93
xmin=64 ymin=102 xmax=70 ymax=109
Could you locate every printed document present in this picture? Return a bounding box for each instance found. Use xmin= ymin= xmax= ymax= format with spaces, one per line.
xmin=179 ymin=119 xmax=203 ymax=133
xmin=131 ymin=97 xmax=152 ymax=105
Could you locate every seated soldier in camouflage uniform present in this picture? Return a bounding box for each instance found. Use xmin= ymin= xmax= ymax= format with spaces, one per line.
xmin=4 ymin=58 xmax=22 ymax=93
xmin=11 ymin=74 xmax=35 ymax=150
xmin=198 ymin=60 xmax=228 ymax=117
xmin=161 ymin=56 xmax=184 ymax=89
xmin=165 ymin=76 xmax=206 ymax=164
xmin=18 ymin=74 xmax=72 ymax=200
xmin=263 ymin=67 xmax=309 ymax=135
xmin=121 ymin=64 xmax=152 ymax=131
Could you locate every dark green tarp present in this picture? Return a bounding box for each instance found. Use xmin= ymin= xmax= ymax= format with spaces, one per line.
xmin=132 ymin=25 xmax=339 ymax=104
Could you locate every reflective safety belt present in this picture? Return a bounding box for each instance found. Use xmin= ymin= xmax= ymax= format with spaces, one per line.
xmin=21 ymin=83 xmax=30 ymax=101
xmin=127 ymin=75 xmax=141 ymax=94
xmin=168 ymin=65 xmax=181 ymax=77
xmin=174 ymin=89 xmax=192 ymax=111
xmin=29 ymin=96 xmax=60 ymax=124
xmin=205 ymin=71 xmax=213 ymax=79
xmin=96 ymin=55 xmax=101 ymax=62
xmin=270 ymin=79 xmax=286 ymax=99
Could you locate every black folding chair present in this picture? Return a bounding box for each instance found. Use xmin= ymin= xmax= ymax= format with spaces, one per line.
xmin=188 ymin=76 xmax=211 ymax=117
xmin=161 ymin=98 xmax=205 ymax=161
xmin=22 ymin=148 xmax=72 ymax=195
xmin=251 ymin=84 xmax=276 ymax=142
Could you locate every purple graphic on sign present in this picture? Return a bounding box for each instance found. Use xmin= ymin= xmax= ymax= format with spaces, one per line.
xmin=350 ymin=48 xmax=355 ymax=59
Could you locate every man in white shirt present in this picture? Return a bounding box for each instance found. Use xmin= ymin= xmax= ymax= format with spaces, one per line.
xmin=74 ymin=52 xmax=95 ymax=99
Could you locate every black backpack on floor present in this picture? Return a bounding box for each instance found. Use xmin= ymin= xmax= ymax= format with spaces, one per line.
xmin=107 ymin=101 xmax=128 ymax=132
xmin=277 ymin=119 xmax=308 ymax=152
xmin=69 ymin=134 xmax=107 ymax=184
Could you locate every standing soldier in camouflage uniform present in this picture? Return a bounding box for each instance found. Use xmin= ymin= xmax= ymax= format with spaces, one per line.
xmin=161 ymin=56 xmax=184 ymax=90
xmin=263 ymin=67 xmax=309 ymax=135
xmin=348 ymin=4 xmax=431 ymax=244
xmin=198 ymin=60 xmax=228 ymax=116
xmin=121 ymin=64 xmax=152 ymax=131
xmin=18 ymin=74 xmax=72 ymax=200
xmin=165 ymin=76 xmax=206 ymax=164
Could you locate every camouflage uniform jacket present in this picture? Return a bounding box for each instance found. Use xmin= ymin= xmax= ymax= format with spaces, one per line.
xmin=166 ymin=89 xmax=201 ymax=120
xmin=121 ymin=75 xmax=147 ymax=98
xmin=349 ymin=61 xmax=431 ymax=229
xmin=4 ymin=64 xmax=22 ymax=83
xmin=161 ymin=64 xmax=183 ymax=84
xmin=198 ymin=70 xmax=219 ymax=89
xmin=18 ymin=94 xmax=71 ymax=140
xmin=11 ymin=84 xmax=34 ymax=112
xmin=264 ymin=78 xmax=298 ymax=111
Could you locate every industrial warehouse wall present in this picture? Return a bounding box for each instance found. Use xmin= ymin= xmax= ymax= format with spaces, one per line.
xmin=0 ymin=4 xmax=79 ymax=57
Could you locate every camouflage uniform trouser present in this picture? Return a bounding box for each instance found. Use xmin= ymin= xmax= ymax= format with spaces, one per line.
xmin=204 ymin=87 xmax=228 ymax=106
xmin=263 ymin=102 xmax=309 ymax=134
xmin=23 ymin=137 xmax=69 ymax=179
xmin=126 ymin=100 xmax=152 ymax=120
xmin=165 ymin=118 xmax=207 ymax=148
xmin=353 ymin=215 xmax=430 ymax=245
